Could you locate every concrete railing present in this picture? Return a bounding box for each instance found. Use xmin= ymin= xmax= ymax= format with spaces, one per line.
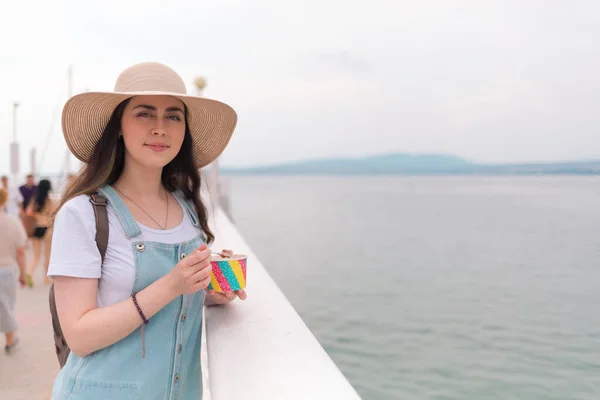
xmin=205 ymin=206 xmax=361 ymax=400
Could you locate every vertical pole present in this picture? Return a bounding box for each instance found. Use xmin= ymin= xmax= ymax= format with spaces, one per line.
xmin=30 ymin=148 xmax=36 ymax=177
xmin=211 ymin=159 xmax=220 ymax=207
xmin=67 ymin=65 xmax=73 ymax=97
xmin=12 ymin=102 xmax=18 ymax=142
xmin=194 ymin=76 xmax=229 ymax=216
xmin=10 ymin=103 xmax=20 ymax=185
xmin=65 ymin=65 xmax=73 ymax=175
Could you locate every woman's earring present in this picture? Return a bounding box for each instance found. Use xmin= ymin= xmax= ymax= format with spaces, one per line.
xmin=118 ymin=133 xmax=123 ymax=139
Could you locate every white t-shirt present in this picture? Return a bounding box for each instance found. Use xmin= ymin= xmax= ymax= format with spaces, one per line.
xmin=1 ymin=185 xmax=23 ymax=216
xmin=0 ymin=212 xmax=27 ymax=268
xmin=48 ymin=194 xmax=200 ymax=307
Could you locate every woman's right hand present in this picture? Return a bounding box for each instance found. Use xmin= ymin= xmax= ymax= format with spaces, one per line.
xmin=168 ymin=244 xmax=213 ymax=295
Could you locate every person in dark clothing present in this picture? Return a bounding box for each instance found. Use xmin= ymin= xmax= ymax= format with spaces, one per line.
xmin=25 ymin=179 xmax=55 ymax=287
xmin=18 ymin=174 xmax=37 ymax=213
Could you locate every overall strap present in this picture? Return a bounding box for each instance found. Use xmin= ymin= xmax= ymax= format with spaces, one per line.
xmin=97 ymin=185 xmax=142 ymax=238
xmin=173 ymin=190 xmax=200 ymax=227
xmin=89 ymin=192 xmax=109 ymax=262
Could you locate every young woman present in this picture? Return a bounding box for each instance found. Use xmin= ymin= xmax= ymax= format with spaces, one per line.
xmin=0 ymin=188 xmax=27 ymax=353
xmin=48 ymin=62 xmax=246 ymax=399
xmin=25 ymin=179 xmax=56 ymax=286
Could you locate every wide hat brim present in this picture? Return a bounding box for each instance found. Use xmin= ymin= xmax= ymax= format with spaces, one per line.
xmin=62 ymin=90 xmax=237 ymax=169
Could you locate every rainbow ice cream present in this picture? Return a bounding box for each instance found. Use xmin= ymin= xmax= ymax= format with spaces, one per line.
xmin=208 ymin=250 xmax=247 ymax=292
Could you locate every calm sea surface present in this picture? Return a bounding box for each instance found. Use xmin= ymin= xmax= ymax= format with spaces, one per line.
xmin=227 ymin=176 xmax=600 ymax=400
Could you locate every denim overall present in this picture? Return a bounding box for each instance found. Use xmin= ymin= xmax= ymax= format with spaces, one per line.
xmin=52 ymin=185 xmax=206 ymax=400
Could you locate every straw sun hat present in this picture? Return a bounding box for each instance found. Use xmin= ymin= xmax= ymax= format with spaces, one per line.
xmin=62 ymin=62 xmax=237 ymax=168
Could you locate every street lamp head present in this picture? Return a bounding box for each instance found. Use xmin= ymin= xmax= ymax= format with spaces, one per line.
xmin=194 ymin=76 xmax=207 ymax=90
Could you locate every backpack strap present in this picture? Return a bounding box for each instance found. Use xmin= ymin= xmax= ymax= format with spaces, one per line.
xmin=89 ymin=192 xmax=108 ymax=262
xmin=50 ymin=191 xmax=110 ymax=368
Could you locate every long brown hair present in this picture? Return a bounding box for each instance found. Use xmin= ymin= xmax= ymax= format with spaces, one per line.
xmin=56 ymin=98 xmax=214 ymax=244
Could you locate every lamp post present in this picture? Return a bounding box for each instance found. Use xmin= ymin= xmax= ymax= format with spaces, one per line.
xmin=12 ymin=102 xmax=18 ymax=142
xmin=194 ymin=76 xmax=219 ymax=206
xmin=65 ymin=65 xmax=73 ymax=174
xmin=30 ymin=148 xmax=36 ymax=178
xmin=194 ymin=76 xmax=206 ymax=96
xmin=10 ymin=102 xmax=20 ymax=185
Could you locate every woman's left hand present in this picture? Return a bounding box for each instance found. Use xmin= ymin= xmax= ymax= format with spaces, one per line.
xmin=18 ymin=272 xmax=27 ymax=288
xmin=206 ymin=289 xmax=247 ymax=305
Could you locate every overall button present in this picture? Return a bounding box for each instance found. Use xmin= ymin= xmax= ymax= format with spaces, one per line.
xmin=180 ymin=253 xmax=186 ymax=260
xmin=181 ymin=313 xmax=187 ymax=322
xmin=174 ymin=374 xmax=180 ymax=383
xmin=136 ymin=243 xmax=145 ymax=252
xmin=178 ymin=344 xmax=183 ymax=353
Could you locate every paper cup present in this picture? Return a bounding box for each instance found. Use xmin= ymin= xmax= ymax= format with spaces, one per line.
xmin=208 ymin=253 xmax=247 ymax=292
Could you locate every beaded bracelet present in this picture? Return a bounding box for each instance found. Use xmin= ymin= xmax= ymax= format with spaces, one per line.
xmin=131 ymin=293 xmax=149 ymax=325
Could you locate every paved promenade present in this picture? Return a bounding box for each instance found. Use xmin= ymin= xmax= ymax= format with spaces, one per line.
xmin=0 ymin=265 xmax=58 ymax=399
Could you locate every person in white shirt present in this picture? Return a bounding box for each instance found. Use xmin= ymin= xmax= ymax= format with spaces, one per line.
xmin=0 ymin=176 xmax=23 ymax=217
xmin=0 ymin=188 xmax=27 ymax=353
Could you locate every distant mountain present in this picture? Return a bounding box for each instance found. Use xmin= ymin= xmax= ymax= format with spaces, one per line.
xmin=221 ymin=153 xmax=600 ymax=175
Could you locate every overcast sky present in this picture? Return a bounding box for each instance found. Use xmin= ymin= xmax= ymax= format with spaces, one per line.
xmin=1 ymin=0 xmax=600 ymax=175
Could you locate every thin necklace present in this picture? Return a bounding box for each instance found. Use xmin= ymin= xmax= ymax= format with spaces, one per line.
xmin=113 ymin=186 xmax=169 ymax=230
